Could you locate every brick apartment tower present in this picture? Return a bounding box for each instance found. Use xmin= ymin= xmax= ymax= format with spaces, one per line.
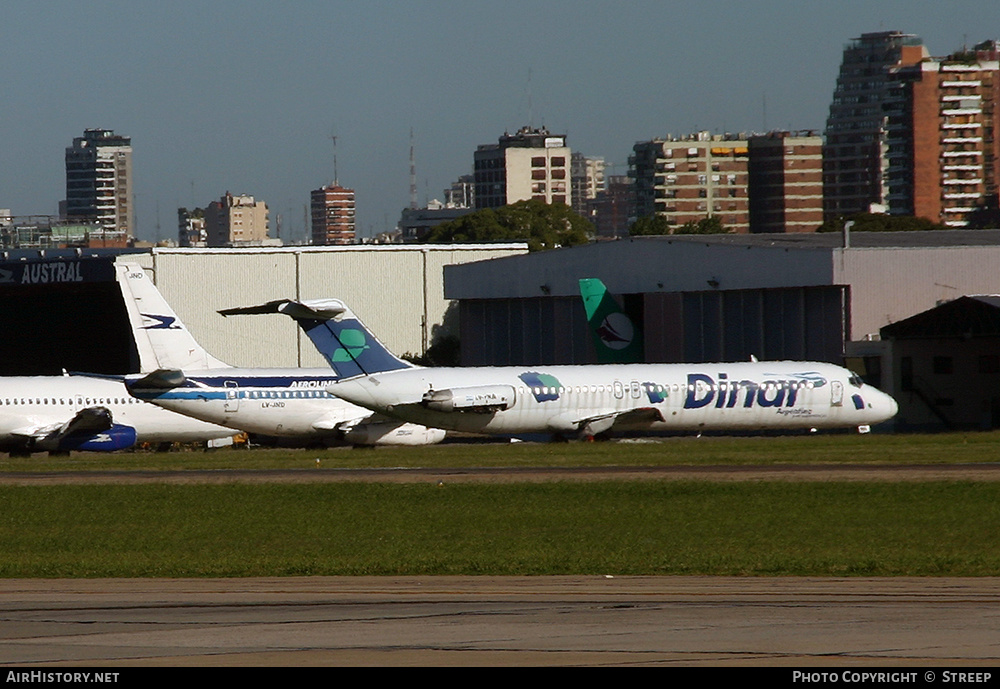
xmin=748 ymin=131 xmax=824 ymax=233
xmin=630 ymin=133 xmax=750 ymax=232
xmin=896 ymin=40 xmax=1000 ymax=226
xmin=311 ymin=184 xmax=355 ymax=245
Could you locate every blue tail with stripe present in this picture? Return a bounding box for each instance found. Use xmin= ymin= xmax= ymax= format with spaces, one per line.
xmin=219 ymin=298 xmax=414 ymax=378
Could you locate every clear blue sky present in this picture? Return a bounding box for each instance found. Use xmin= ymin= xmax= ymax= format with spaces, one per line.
xmin=4 ymin=1 xmax=999 ymax=242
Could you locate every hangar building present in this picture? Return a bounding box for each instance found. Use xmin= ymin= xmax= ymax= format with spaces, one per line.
xmin=881 ymin=296 xmax=1000 ymax=431
xmin=0 ymin=243 xmax=526 ymax=376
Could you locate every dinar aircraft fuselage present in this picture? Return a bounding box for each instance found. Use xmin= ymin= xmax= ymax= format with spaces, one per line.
xmin=0 ymin=375 xmax=235 ymax=453
xmin=326 ymin=361 xmax=898 ymax=437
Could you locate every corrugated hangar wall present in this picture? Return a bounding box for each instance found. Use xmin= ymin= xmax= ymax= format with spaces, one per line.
xmin=123 ymin=245 xmax=525 ymax=369
xmin=459 ymin=286 xmax=847 ymax=367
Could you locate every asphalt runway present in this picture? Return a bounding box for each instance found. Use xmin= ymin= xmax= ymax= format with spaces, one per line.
xmin=2 ymin=576 xmax=999 ymax=667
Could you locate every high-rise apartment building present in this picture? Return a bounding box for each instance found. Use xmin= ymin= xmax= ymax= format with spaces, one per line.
xmin=894 ymin=40 xmax=1000 ymax=226
xmin=444 ymin=174 xmax=475 ymax=209
xmin=591 ymin=175 xmax=636 ymax=239
xmin=748 ymin=131 xmax=824 ymax=233
xmin=473 ymin=126 xmax=572 ymax=209
xmin=570 ymin=152 xmax=606 ymax=218
xmin=824 ymin=32 xmax=1000 ymax=227
xmin=823 ymin=32 xmax=929 ymax=219
xmin=204 ymin=192 xmax=270 ymax=247
xmin=64 ymin=128 xmax=134 ymax=243
xmin=310 ymin=184 xmax=355 ymax=245
xmin=630 ymin=132 xmax=750 ymax=232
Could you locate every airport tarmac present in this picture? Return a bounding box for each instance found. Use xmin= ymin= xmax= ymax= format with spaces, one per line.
xmin=2 ymin=576 xmax=999 ymax=667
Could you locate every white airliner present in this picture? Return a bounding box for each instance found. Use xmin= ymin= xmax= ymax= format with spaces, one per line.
xmin=243 ymin=295 xmax=898 ymax=438
xmin=120 ymin=264 xmax=445 ymax=446
xmin=0 ymin=374 xmax=237 ymax=454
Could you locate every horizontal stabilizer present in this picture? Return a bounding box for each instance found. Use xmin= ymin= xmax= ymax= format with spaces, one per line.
xmin=222 ymin=297 xmax=412 ymax=378
xmin=219 ymin=298 xmax=347 ymax=320
xmin=128 ymin=369 xmax=188 ymax=389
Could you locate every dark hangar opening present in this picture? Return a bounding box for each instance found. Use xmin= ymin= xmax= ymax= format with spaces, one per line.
xmin=0 ymin=258 xmax=137 ymax=376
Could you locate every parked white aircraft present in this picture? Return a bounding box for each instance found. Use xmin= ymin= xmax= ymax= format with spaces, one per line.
xmin=243 ymin=296 xmax=898 ymax=438
xmin=0 ymin=374 xmax=236 ymax=454
xmin=120 ymin=264 xmax=445 ymax=446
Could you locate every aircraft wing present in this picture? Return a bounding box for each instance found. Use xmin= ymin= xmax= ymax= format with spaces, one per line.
xmin=552 ymin=406 xmax=666 ymax=437
xmin=10 ymin=406 xmax=114 ymax=443
xmin=309 ymin=410 xmax=392 ymax=433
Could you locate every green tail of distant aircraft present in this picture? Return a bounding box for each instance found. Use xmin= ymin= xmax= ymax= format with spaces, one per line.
xmin=578 ymin=278 xmax=644 ymax=364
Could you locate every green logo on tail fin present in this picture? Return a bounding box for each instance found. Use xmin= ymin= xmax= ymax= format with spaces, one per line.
xmin=579 ymin=278 xmax=644 ymax=364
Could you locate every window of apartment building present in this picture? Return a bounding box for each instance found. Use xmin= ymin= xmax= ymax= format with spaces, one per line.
xmin=532 ymin=157 xmax=545 ymax=167
xmin=551 ymin=157 xmax=565 ymax=167
xmin=551 ymin=169 xmax=566 ymax=179
xmin=532 ymin=169 xmax=546 ymax=180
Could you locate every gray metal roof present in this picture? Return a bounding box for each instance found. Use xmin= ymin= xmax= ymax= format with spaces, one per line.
xmin=641 ymin=229 xmax=1000 ymax=249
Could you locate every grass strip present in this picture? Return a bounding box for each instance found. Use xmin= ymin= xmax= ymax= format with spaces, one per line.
xmin=4 ymin=430 xmax=1000 ymax=472
xmin=2 ymin=481 xmax=999 ymax=577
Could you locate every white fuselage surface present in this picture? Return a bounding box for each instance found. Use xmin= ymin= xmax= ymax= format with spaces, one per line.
xmin=327 ymin=360 xmax=898 ymax=437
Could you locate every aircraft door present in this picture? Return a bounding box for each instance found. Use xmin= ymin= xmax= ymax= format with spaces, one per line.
xmin=224 ymin=381 xmax=240 ymax=412
xmin=831 ymin=380 xmax=844 ymax=407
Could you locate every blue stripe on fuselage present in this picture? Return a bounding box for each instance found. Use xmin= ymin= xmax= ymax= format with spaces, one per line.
xmin=174 ymin=376 xmax=341 ymax=389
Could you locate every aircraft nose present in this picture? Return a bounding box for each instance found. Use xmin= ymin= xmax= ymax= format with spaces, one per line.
xmin=876 ymin=390 xmax=898 ymax=422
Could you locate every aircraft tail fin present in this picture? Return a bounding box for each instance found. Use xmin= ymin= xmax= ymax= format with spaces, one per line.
xmin=117 ymin=263 xmax=230 ymax=371
xmin=579 ymin=278 xmax=644 ymax=364
xmin=219 ymin=298 xmax=414 ymax=377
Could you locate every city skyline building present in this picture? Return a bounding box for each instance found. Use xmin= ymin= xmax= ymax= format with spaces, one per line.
xmin=310 ymin=183 xmax=356 ymax=245
xmin=630 ymin=132 xmax=751 ymax=232
xmin=204 ymin=192 xmax=270 ymax=247
xmin=748 ymin=131 xmax=824 ymax=233
xmin=591 ymin=175 xmax=635 ymax=238
xmin=824 ymin=32 xmax=929 ymax=220
xmin=894 ymin=40 xmax=1000 ymax=226
xmin=64 ymin=128 xmax=134 ymax=245
xmin=473 ymin=126 xmax=572 ymax=209
xmin=570 ymin=152 xmax=606 ymax=219
xmin=824 ymin=31 xmax=1000 ymax=228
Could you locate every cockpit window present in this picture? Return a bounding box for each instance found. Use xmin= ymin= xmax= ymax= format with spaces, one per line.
xmin=849 ymin=374 xmax=864 ymax=388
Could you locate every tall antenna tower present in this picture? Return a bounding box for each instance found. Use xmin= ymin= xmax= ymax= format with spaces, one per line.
xmin=409 ymin=128 xmax=417 ymax=210
xmin=329 ymin=130 xmax=339 ymax=185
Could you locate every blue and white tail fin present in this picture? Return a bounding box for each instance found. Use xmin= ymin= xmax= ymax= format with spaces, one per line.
xmin=219 ymin=298 xmax=414 ymax=378
xmin=117 ymin=263 xmax=230 ymax=371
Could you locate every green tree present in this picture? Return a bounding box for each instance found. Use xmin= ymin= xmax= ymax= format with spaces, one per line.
xmin=817 ymin=213 xmax=945 ymax=233
xmin=628 ymin=214 xmax=673 ymax=236
xmin=965 ymin=196 xmax=1000 ymax=229
xmin=629 ymin=214 xmax=728 ymax=236
xmin=421 ymin=200 xmax=592 ymax=251
xmin=680 ymin=216 xmax=727 ymax=234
